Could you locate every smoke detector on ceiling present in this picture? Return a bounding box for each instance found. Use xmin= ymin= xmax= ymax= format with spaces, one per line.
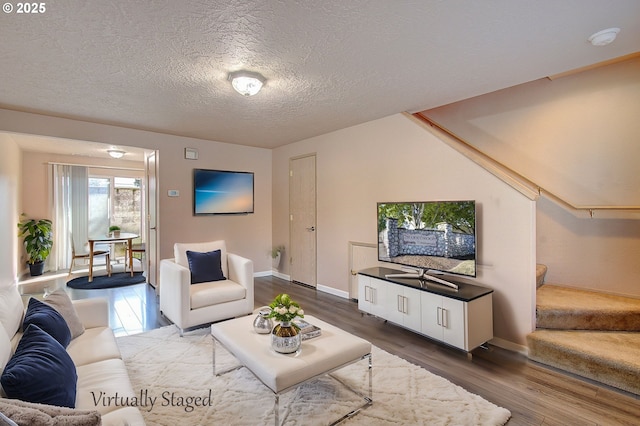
xmin=588 ymin=28 xmax=620 ymax=46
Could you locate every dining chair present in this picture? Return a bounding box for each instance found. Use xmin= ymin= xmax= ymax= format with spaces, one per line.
xmin=68 ymin=234 xmax=112 ymax=278
xmin=125 ymin=242 xmax=145 ymax=272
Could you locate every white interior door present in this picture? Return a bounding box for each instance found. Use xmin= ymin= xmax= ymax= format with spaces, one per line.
xmin=145 ymin=151 xmax=159 ymax=289
xmin=290 ymin=154 xmax=316 ymax=287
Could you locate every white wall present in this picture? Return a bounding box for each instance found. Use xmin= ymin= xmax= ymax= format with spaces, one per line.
xmin=537 ymin=197 xmax=640 ymax=297
xmin=425 ymin=57 xmax=640 ymax=208
xmin=1 ymin=108 xmax=538 ymax=347
xmin=0 ymin=135 xmax=21 ymax=288
xmin=0 ymin=109 xmax=274 ymax=281
xmin=423 ymin=57 xmax=640 ymax=297
xmin=273 ymin=114 xmax=536 ymax=347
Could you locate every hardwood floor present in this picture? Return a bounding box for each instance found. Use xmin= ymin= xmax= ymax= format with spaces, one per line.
xmin=19 ymin=273 xmax=640 ymax=425
xmin=255 ymin=276 xmax=640 ymax=426
xmin=67 ymin=282 xmax=169 ymax=336
xmin=19 ymin=262 xmax=170 ymax=337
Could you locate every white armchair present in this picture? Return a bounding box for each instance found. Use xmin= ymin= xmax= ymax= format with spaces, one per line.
xmin=159 ymin=240 xmax=254 ymax=336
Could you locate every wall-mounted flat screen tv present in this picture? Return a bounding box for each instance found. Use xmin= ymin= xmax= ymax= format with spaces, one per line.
xmin=377 ymin=201 xmax=476 ymax=279
xmin=193 ymin=169 xmax=254 ymax=215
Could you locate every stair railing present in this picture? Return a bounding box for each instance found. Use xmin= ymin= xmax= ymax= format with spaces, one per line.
xmin=408 ymin=112 xmax=640 ymax=218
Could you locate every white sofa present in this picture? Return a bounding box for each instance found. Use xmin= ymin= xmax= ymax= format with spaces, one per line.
xmin=159 ymin=240 xmax=254 ymax=336
xmin=0 ymin=284 xmax=144 ymax=425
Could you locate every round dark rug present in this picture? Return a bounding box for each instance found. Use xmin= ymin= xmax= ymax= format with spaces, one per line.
xmin=67 ymin=272 xmax=146 ymax=289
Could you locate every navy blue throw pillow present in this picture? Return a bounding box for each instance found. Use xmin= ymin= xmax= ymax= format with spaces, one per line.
xmin=0 ymin=324 xmax=77 ymax=408
xmin=23 ymin=297 xmax=72 ymax=348
xmin=186 ymin=249 xmax=225 ymax=284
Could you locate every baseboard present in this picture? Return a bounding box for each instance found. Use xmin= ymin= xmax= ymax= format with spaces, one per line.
xmin=275 ymin=271 xmax=290 ymax=281
xmin=257 ymin=270 xmax=291 ymax=281
xmin=489 ymin=336 xmax=529 ymax=356
xmin=259 ymin=271 xmax=350 ymax=299
xmin=317 ymin=284 xmax=350 ymax=299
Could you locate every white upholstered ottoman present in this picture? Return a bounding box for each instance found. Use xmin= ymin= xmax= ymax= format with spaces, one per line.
xmin=211 ymin=314 xmax=372 ymax=425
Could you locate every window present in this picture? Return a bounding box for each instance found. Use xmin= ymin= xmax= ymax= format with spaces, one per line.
xmin=89 ymin=175 xmax=143 ymax=239
xmin=112 ymin=177 xmax=143 ymax=236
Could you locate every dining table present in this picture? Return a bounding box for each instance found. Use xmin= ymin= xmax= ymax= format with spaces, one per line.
xmin=87 ymin=232 xmax=139 ymax=282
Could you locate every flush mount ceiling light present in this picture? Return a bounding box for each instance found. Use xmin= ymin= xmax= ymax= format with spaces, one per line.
xmin=107 ymin=149 xmax=125 ymax=159
xmin=588 ymin=28 xmax=620 ymax=46
xmin=228 ymin=71 xmax=266 ymax=96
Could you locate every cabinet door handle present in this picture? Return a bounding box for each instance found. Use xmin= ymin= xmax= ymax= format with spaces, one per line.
xmin=442 ymin=308 xmax=448 ymax=328
xmin=364 ymin=285 xmax=370 ymax=302
xmin=436 ymin=307 xmax=442 ymax=326
xmin=371 ymin=287 xmax=376 ymax=304
xmin=403 ymin=296 xmax=408 ymax=314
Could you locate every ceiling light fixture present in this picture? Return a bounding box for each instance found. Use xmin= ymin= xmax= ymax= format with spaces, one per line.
xmin=228 ymin=71 xmax=266 ymax=96
xmin=588 ymin=28 xmax=620 ymax=46
xmin=107 ymin=149 xmax=125 ymax=159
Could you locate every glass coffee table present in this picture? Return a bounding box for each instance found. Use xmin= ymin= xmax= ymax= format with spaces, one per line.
xmin=211 ymin=314 xmax=372 ymax=425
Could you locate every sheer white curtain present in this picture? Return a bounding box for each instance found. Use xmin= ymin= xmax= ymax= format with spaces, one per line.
xmin=50 ymin=164 xmax=88 ymax=271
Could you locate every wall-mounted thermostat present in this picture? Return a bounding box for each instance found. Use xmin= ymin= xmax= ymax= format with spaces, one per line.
xmin=168 ymin=190 xmax=179 ymax=197
xmin=185 ymin=148 xmax=198 ymax=160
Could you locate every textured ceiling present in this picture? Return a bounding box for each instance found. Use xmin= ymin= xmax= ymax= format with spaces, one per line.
xmin=1 ymin=0 xmax=639 ymax=151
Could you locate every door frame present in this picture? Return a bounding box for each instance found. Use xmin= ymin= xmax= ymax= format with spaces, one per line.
xmin=144 ymin=150 xmax=159 ymax=289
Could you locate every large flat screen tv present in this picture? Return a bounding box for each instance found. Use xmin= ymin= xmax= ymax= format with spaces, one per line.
xmin=193 ymin=169 xmax=254 ymax=215
xmin=377 ymin=201 xmax=476 ymax=286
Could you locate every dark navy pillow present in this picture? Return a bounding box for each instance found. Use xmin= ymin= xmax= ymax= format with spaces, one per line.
xmin=23 ymin=297 xmax=72 ymax=348
xmin=186 ymin=249 xmax=225 ymax=284
xmin=0 ymin=324 xmax=77 ymax=408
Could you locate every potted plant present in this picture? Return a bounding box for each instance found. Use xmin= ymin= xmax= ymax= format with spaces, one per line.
xmin=269 ymin=245 xmax=285 ymax=269
xmin=267 ymin=293 xmax=304 ymax=353
xmin=108 ymin=225 xmax=121 ymax=237
xmin=17 ymin=215 xmax=53 ymax=276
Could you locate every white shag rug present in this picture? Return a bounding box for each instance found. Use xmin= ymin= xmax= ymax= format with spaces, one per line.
xmin=117 ymin=326 xmax=511 ymax=425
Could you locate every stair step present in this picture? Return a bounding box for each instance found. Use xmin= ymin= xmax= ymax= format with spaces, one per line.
xmin=536 ymin=284 xmax=640 ymax=331
xmin=535 ymin=263 xmax=547 ymax=288
xmin=527 ymin=329 xmax=640 ymax=395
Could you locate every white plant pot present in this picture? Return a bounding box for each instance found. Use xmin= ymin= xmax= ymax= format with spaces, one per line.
xmin=272 ymin=253 xmax=281 ymax=270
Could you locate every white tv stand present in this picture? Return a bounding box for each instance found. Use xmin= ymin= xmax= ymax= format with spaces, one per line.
xmin=358 ymin=267 xmax=493 ymax=352
xmin=385 ymin=269 xmax=459 ymax=290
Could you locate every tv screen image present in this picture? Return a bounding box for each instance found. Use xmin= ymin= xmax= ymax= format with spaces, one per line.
xmin=377 ymin=201 xmax=476 ymax=279
xmin=193 ymin=169 xmax=254 ymax=215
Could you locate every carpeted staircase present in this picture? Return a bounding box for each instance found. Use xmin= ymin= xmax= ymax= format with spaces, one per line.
xmin=527 ymin=283 xmax=640 ymax=395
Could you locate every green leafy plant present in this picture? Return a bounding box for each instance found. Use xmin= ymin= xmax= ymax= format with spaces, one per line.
xmin=108 ymin=225 xmax=121 ymax=233
xmin=17 ymin=215 xmax=53 ymax=264
xmin=267 ymin=293 xmax=304 ymax=323
xmin=269 ymin=245 xmax=285 ymax=259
